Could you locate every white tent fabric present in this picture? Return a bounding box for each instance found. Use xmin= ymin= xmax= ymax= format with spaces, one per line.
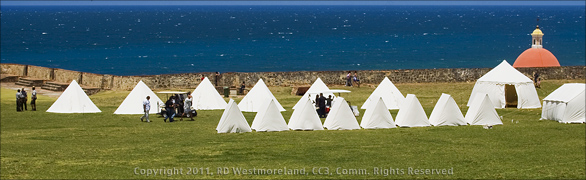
xmin=323 ymin=97 xmax=361 ymax=130
xmin=288 ymin=98 xmax=324 ymax=130
xmin=467 ymin=60 xmax=541 ymax=109
xmin=292 ymin=77 xmax=335 ymax=109
xmin=361 ymin=77 xmax=405 ymax=110
xmin=216 ymin=99 xmax=252 ymax=133
xmin=251 ymin=99 xmax=290 ymax=132
xmin=238 ymin=79 xmax=286 ymax=112
xmin=394 ymin=94 xmax=431 ymax=127
xmin=465 ymin=93 xmax=503 ymax=126
xmin=47 ymin=80 xmax=101 ymax=113
xmin=429 ymin=93 xmax=466 ymax=126
xmin=114 ymin=80 xmax=164 ymax=114
xmin=541 ymin=83 xmax=585 ymax=123
xmin=190 ymin=77 xmax=227 ymax=110
xmin=360 ymin=97 xmax=397 ymax=129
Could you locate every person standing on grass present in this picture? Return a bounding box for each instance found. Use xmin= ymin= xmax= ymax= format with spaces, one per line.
xmin=346 ymin=71 xmax=353 ymax=86
xmin=141 ymin=96 xmax=151 ymax=122
xmin=31 ymin=86 xmax=37 ymax=111
xmin=164 ymin=96 xmax=176 ymax=122
xmin=16 ymin=89 xmax=22 ymax=112
xmin=353 ymin=71 xmax=360 ymax=88
xmin=533 ymin=71 xmax=541 ymax=88
xmin=318 ymin=93 xmax=327 ymax=118
xmin=315 ymin=94 xmax=321 ymax=116
xmin=21 ymin=88 xmax=28 ymax=110
xmin=181 ymin=95 xmax=194 ymax=121
xmin=326 ymin=95 xmax=333 ymax=108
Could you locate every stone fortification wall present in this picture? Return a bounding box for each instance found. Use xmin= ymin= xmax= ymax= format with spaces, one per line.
xmin=1 ymin=64 xmax=26 ymax=76
xmin=2 ymin=63 xmax=584 ymax=90
xmin=26 ymin=65 xmax=53 ymax=80
xmin=53 ymin=69 xmax=81 ymax=83
xmin=81 ymin=72 xmax=105 ymax=88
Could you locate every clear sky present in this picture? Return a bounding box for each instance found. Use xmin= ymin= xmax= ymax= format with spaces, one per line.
xmin=1 ymin=1 xmax=585 ymax=6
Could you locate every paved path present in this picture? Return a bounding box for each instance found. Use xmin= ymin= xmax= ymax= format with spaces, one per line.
xmin=1 ymin=82 xmax=63 ymax=98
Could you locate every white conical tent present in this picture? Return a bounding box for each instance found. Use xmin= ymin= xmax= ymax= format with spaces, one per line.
xmin=216 ymin=99 xmax=252 ymax=133
xmin=361 ymin=77 xmax=405 ymax=110
xmin=190 ymin=77 xmax=227 ymax=110
xmin=467 ymin=60 xmax=540 ymax=109
xmin=394 ymin=94 xmax=430 ymax=127
xmin=288 ymin=98 xmax=324 ymax=130
xmin=465 ymin=93 xmax=503 ymax=126
xmin=323 ymin=97 xmax=361 ymax=130
xmin=429 ymin=93 xmax=466 ymax=126
xmin=251 ymin=99 xmax=289 ymax=132
xmin=541 ymin=83 xmax=585 ymax=123
xmin=47 ymin=80 xmax=101 ymax=113
xmin=238 ymin=79 xmax=285 ymax=112
xmin=114 ymin=80 xmax=164 ymax=114
xmin=360 ymin=97 xmax=397 ymax=129
xmin=293 ymin=77 xmax=335 ymax=109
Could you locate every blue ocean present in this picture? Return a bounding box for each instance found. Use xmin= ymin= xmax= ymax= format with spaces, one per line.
xmin=1 ymin=5 xmax=584 ymax=76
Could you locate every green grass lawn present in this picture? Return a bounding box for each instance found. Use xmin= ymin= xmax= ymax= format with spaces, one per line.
xmin=1 ymin=80 xmax=584 ymax=179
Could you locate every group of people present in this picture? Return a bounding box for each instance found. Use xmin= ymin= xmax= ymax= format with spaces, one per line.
xmin=15 ymin=87 xmax=37 ymax=112
xmin=144 ymin=93 xmax=196 ymax=123
xmin=345 ymin=71 xmax=360 ymax=87
xmin=315 ymin=93 xmax=333 ymax=118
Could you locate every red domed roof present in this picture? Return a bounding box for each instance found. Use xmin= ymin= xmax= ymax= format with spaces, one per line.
xmin=513 ymin=48 xmax=560 ymax=68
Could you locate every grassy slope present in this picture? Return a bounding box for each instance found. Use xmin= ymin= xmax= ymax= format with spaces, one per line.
xmin=1 ymin=80 xmax=584 ymax=179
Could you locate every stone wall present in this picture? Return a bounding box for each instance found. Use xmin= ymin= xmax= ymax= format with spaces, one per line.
xmin=27 ymin=65 xmax=53 ymax=80
xmin=1 ymin=64 xmax=26 ymax=76
xmin=2 ymin=63 xmax=584 ymax=90
xmin=111 ymin=76 xmax=148 ymax=91
xmin=81 ymin=72 xmax=104 ymax=88
xmin=517 ymin=67 xmax=586 ymax=80
xmin=53 ymin=68 xmax=81 ymax=83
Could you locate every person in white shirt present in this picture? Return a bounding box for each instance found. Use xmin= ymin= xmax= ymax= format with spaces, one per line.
xmin=181 ymin=95 xmax=194 ymax=121
xmin=31 ymin=86 xmax=37 ymax=111
xmin=141 ymin=96 xmax=151 ymax=122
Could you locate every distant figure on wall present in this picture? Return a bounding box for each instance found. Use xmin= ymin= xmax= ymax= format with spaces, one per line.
xmin=31 ymin=86 xmax=37 ymax=111
xmin=214 ymin=72 xmax=221 ymax=86
xmin=201 ymin=74 xmax=205 ymax=81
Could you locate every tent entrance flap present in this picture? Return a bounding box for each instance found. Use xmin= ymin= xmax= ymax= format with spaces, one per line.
xmin=505 ymin=84 xmax=518 ymax=107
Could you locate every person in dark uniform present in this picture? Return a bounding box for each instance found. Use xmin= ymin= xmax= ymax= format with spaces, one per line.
xmin=314 ymin=94 xmax=321 ymax=116
xmin=16 ymin=89 xmax=22 ymax=112
xmin=214 ymin=72 xmax=221 ymax=86
xmin=164 ymin=96 xmax=176 ymax=122
xmin=21 ymin=88 xmax=28 ymax=110
xmin=239 ymin=81 xmax=246 ymax=94
xmin=318 ymin=93 xmax=327 ymax=118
